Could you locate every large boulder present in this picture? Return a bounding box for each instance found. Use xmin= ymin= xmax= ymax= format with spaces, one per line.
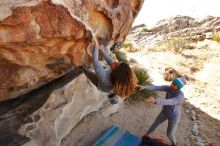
xmin=0 ymin=0 xmax=144 ymax=101
xmin=18 ymin=73 xmax=108 ymax=146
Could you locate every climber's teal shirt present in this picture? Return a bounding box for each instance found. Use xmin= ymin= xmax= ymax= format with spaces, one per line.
xmin=144 ymin=85 xmax=184 ymax=118
xmin=92 ymin=47 xmax=114 ymax=93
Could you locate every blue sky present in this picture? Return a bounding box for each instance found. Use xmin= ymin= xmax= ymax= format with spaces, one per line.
xmin=134 ymin=0 xmax=220 ymax=26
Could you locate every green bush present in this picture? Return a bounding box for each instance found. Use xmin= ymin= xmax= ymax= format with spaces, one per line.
xmin=125 ymin=66 xmax=154 ymax=103
xmin=212 ymin=32 xmax=220 ymax=43
xmin=141 ymin=28 xmax=151 ymax=32
xmin=122 ymin=41 xmax=133 ymax=49
xmin=109 ymin=51 xmax=116 ymax=60
xmin=133 ymin=66 xmax=152 ymax=85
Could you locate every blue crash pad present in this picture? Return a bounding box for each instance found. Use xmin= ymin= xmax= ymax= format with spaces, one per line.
xmin=91 ymin=125 xmax=141 ymax=146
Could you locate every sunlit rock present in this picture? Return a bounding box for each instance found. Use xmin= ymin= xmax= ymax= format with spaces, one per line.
xmin=0 ymin=0 xmax=144 ymax=101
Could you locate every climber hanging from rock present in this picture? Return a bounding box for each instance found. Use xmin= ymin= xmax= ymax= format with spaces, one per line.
xmin=83 ymin=38 xmax=137 ymax=104
xmin=139 ymin=77 xmax=187 ymax=146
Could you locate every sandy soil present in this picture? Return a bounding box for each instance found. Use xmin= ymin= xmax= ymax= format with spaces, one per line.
xmin=61 ymin=95 xmax=219 ymax=146
xmin=61 ymin=101 xmax=193 ymax=146
xmin=128 ymin=40 xmax=220 ymax=121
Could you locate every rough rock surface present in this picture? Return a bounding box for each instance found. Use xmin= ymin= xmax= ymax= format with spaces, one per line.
xmin=0 ymin=67 xmax=82 ymax=146
xmin=126 ymin=16 xmax=220 ymax=49
xmin=0 ymin=0 xmax=144 ymax=101
xmin=18 ymin=73 xmax=107 ymax=146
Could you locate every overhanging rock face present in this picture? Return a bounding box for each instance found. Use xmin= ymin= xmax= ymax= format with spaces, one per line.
xmin=0 ymin=0 xmax=144 ymax=101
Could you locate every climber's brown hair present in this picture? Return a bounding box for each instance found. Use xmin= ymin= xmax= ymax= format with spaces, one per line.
xmin=110 ymin=62 xmax=137 ymax=97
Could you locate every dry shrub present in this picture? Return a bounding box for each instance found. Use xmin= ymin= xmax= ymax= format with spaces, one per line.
xmin=212 ymin=32 xmax=220 ymax=43
xmin=164 ymin=37 xmax=188 ymax=53
xmin=190 ymin=66 xmax=200 ymax=73
xmin=122 ymin=41 xmax=140 ymax=52
xmin=163 ymin=67 xmax=181 ymax=81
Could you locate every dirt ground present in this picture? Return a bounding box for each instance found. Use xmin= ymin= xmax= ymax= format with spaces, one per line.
xmin=61 ymin=40 xmax=220 ymax=146
xmin=61 ymin=101 xmax=193 ymax=146
xmin=128 ymin=40 xmax=220 ymax=121
xmin=61 ymin=95 xmax=220 ymax=146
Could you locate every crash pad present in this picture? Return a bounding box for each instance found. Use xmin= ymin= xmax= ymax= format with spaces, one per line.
xmin=91 ymin=125 xmax=141 ymax=146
